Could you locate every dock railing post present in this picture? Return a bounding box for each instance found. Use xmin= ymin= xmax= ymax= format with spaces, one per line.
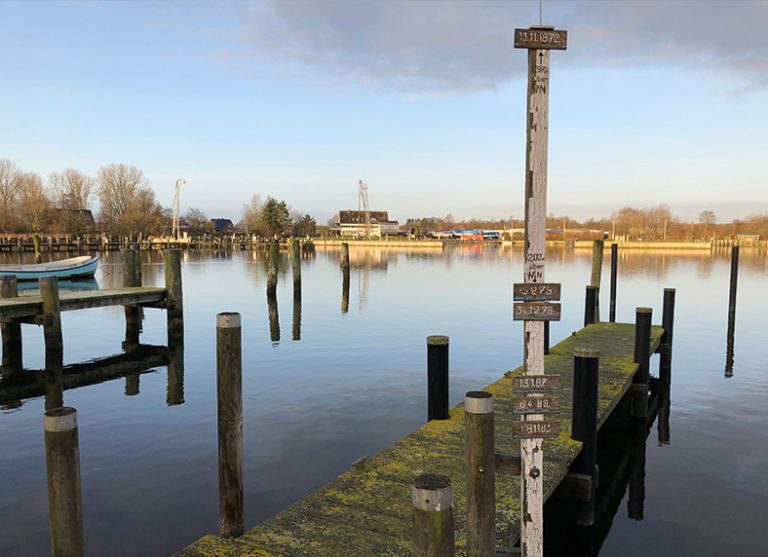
xmin=427 ymin=335 xmax=449 ymax=421
xmin=570 ymin=349 xmax=599 ymax=525
xmin=122 ymin=248 xmax=141 ymax=349
xmin=609 ymin=243 xmax=618 ymax=322
xmin=659 ymin=289 xmax=676 ymax=385
xmin=44 ymin=407 xmax=84 ymax=557
xmin=631 ymin=308 xmax=652 ymax=419
xmin=164 ymin=249 xmax=183 ymax=341
xmin=1 ymin=275 xmax=23 ymax=374
xmin=584 ymin=286 xmax=598 ymax=326
xmin=412 ymin=474 xmax=455 ymax=557
xmin=464 ymin=391 xmax=495 ymax=557
xmin=216 ymin=312 xmax=243 ymax=538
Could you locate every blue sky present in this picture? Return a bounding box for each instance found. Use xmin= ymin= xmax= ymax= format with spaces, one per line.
xmin=1 ymin=0 xmax=766 ymax=224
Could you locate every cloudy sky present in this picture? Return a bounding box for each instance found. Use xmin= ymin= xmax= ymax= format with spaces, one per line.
xmin=1 ymin=0 xmax=766 ymax=224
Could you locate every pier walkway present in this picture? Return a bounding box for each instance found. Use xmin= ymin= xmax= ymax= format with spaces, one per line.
xmin=177 ymin=322 xmax=662 ymax=557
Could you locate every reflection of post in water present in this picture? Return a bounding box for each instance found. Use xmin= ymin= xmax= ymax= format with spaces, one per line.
xmin=341 ymin=242 xmax=350 ymax=313
xmin=41 ymin=277 xmax=65 ymax=410
xmin=124 ymin=373 xmax=140 ymax=396
xmin=167 ymin=338 xmax=184 ymax=405
xmin=0 ymin=276 xmax=23 ymax=375
xmin=725 ymin=245 xmax=739 ymax=378
xmin=656 ymin=379 xmax=671 ymax=446
xmin=627 ymin=413 xmax=647 ymax=521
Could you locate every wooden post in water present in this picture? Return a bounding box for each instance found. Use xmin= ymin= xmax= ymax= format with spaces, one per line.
xmin=609 ymin=243 xmax=618 ymax=322
xmin=427 ymin=335 xmax=449 ymax=421
xmin=725 ymin=245 xmax=739 ymax=378
xmin=631 ymin=308 xmax=652 ymax=419
xmin=514 ymin=24 xmax=567 ymax=556
xmin=0 ymin=276 xmax=22 ymax=374
xmin=465 ymin=391 xmax=495 ymax=557
xmin=590 ymin=239 xmax=603 ymax=321
xmin=291 ymin=238 xmax=301 ymax=299
xmin=122 ymin=249 xmax=141 ymax=349
xmin=584 ymin=286 xmax=598 ymax=326
xmin=164 ymin=250 xmax=183 ymax=341
xmin=44 ymin=407 xmax=84 ymax=557
xmin=267 ymin=242 xmax=278 ymax=300
xmin=341 ymin=242 xmax=350 ymax=313
xmin=216 ymin=312 xmax=243 ymax=538
xmin=659 ymin=288 xmax=676 ymax=384
xmin=412 ymin=474 xmax=455 ymax=557
xmin=569 ymin=349 xmax=599 ymax=525
xmin=41 ymin=277 xmax=65 ymax=409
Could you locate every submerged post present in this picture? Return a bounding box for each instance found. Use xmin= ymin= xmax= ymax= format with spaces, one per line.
xmin=584 ymin=285 xmax=598 ymax=326
xmin=427 ymin=335 xmax=449 ymax=421
xmin=659 ymin=288 xmax=676 ymax=385
xmin=570 ymin=349 xmax=599 ymax=525
xmin=465 ymin=391 xmax=495 ymax=557
xmin=0 ymin=276 xmax=22 ymax=374
xmin=216 ymin=312 xmax=243 ymax=538
xmin=609 ymin=243 xmax=618 ymax=322
xmin=412 ymin=474 xmax=455 ymax=557
xmin=164 ymin=250 xmax=183 ymax=341
xmin=44 ymin=407 xmax=84 ymax=557
xmin=631 ymin=307 xmax=652 ymax=419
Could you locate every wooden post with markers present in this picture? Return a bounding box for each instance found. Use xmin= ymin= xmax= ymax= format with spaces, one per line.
xmin=514 ymin=23 xmax=567 ymax=557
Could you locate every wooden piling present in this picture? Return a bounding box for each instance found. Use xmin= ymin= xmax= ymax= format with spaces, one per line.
xmin=609 ymin=243 xmax=618 ymax=322
xmin=268 ymin=295 xmax=280 ymax=343
xmin=659 ymin=288 xmax=676 ymax=385
xmin=0 ymin=276 xmax=22 ymax=374
xmin=412 ymin=474 xmax=455 ymax=557
xmin=631 ymin=307 xmax=652 ymax=419
xmin=216 ymin=312 xmax=243 ymax=538
xmin=267 ymin=242 xmax=278 ymax=299
xmin=291 ymin=238 xmax=301 ymax=299
xmin=340 ymin=242 xmax=350 ymax=271
xmin=544 ymin=321 xmax=550 ymax=355
xmin=164 ymin=250 xmax=183 ymax=340
xmin=44 ymin=407 xmax=84 ymax=557
xmin=464 ymin=391 xmax=495 ymax=557
xmin=590 ymin=239 xmax=603 ymax=320
xmin=570 ymin=349 xmax=599 ymax=525
xmin=584 ymin=285 xmax=598 ymax=326
xmin=427 ymin=335 xmax=449 ymax=421
xmin=341 ymin=242 xmax=350 ymax=313
xmin=41 ymin=277 xmax=63 ymax=354
xmin=122 ymin=249 xmax=141 ymax=348
xmin=727 ymin=245 xmax=739 ymax=336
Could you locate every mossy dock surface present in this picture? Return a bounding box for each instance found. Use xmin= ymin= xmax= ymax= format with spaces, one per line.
xmin=176 ymin=322 xmax=662 ymax=557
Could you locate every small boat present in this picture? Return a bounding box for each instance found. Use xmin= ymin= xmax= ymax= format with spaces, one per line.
xmin=0 ymin=255 xmax=100 ymax=281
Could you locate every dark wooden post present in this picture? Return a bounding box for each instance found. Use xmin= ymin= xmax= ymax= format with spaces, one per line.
xmin=164 ymin=250 xmax=183 ymax=341
xmin=267 ymin=242 xmax=278 ymax=300
xmin=659 ymin=288 xmax=676 ymax=385
xmin=268 ymin=295 xmax=280 ymax=343
xmin=584 ymin=286 xmax=598 ymax=326
xmin=427 ymin=335 xmax=449 ymax=421
xmin=340 ymin=242 xmax=350 ymax=271
xmin=216 ymin=312 xmax=243 ymax=538
xmin=167 ymin=339 xmax=184 ymax=406
xmin=631 ymin=307 xmax=652 ymax=419
xmin=291 ymin=238 xmax=301 ymax=299
xmin=464 ymin=391 xmax=495 ymax=557
xmin=609 ymin=243 xmax=618 ymax=322
xmin=341 ymin=242 xmax=350 ymax=313
xmin=41 ymin=277 xmax=63 ymax=355
xmin=44 ymin=407 xmax=84 ymax=557
xmin=590 ymin=239 xmax=603 ymax=320
xmin=725 ymin=245 xmax=739 ymax=377
xmin=570 ymin=349 xmax=599 ymax=525
xmin=544 ymin=321 xmax=550 ymax=355
xmin=1 ymin=276 xmax=23 ymax=374
xmin=33 ymin=234 xmax=42 ymax=263
xmin=122 ymin=249 xmax=141 ymax=349
xmin=412 ymin=474 xmax=455 ymax=557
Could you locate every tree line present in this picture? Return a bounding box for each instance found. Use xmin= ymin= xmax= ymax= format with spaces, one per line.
xmin=0 ymin=158 xmax=316 ymax=237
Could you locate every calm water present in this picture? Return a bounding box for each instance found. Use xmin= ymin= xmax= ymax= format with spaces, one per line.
xmin=1 ymin=245 xmax=766 ymax=556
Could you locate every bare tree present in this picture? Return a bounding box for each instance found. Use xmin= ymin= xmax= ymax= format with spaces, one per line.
xmin=97 ymin=163 xmax=162 ymax=234
xmin=49 ymin=168 xmax=93 ymax=210
xmin=183 ymin=207 xmax=211 ymax=233
xmin=17 ymin=172 xmax=52 ymax=232
xmin=0 ymin=159 xmax=22 ymax=231
xmin=242 ymin=194 xmax=262 ymax=234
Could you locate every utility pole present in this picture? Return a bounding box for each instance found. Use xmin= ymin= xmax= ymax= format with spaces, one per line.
xmin=172 ymin=178 xmax=186 ymax=240
xmin=513 ymin=24 xmax=567 ymax=557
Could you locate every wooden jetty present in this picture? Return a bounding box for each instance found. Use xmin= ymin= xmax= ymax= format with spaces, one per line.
xmin=176 ymin=321 xmax=664 ymax=557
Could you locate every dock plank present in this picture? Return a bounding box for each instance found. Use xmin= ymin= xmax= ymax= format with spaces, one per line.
xmin=177 ymin=322 xmax=662 ymax=556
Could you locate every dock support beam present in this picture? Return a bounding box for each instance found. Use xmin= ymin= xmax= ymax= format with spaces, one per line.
xmin=217 ymin=313 xmax=243 ymax=538
xmin=609 ymin=243 xmax=618 ymax=322
xmin=631 ymin=307 xmax=652 ymax=419
xmin=464 ymin=391 xmax=495 ymax=557
xmin=1 ymin=276 xmax=22 ymax=374
xmin=44 ymin=407 xmax=84 ymax=557
xmin=412 ymin=474 xmax=455 ymax=557
xmin=427 ymin=335 xmax=449 ymax=421
xmin=569 ymin=349 xmax=599 ymax=525
xmin=164 ymin=250 xmax=183 ymax=341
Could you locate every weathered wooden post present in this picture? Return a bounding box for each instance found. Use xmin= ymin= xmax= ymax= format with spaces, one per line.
xmin=122 ymin=249 xmax=141 ymax=349
xmin=725 ymin=245 xmax=739 ymax=377
xmin=609 ymin=243 xmax=618 ymax=322
xmin=340 ymin=241 xmax=350 ymax=271
xmin=412 ymin=474 xmax=455 ymax=557
xmin=569 ymin=349 xmax=599 ymax=525
xmin=41 ymin=277 xmax=63 ymax=355
xmin=216 ymin=312 xmax=243 ymax=538
xmin=268 ymin=295 xmax=280 ymax=343
xmin=464 ymin=391 xmax=495 ymax=557
xmin=44 ymin=407 xmax=84 ymax=557
xmin=427 ymin=335 xmax=449 ymax=421
xmin=292 ymin=292 xmax=301 ymax=342
xmin=590 ymin=239 xmax=603 ymax=321
xmin=341 ymin=242 xmax=350 ymax=313
xmin=163 ymin=250 xmax=183 ymax=341
xmin=267 ymin=241 xmax=278 ymax=300
xmin=513 ymin=23 xmax=567 ymax=557
xmin=291 ymin=238 xmax=301 ymax=299
xmin=631 ymin=307 xmax=652 ymax=419
xmin=659 ymin=288 xmax=676 ymax=384
xmin=1 ymin=275 xmax=23 ymax=374
xmin=584 ymin=286 xmax=598 ymax=326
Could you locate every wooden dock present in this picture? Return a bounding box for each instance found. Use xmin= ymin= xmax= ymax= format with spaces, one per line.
xmin=175 ymin=322 xmax=663 ymax=557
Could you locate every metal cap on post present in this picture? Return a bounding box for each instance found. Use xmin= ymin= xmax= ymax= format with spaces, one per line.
xmin=412 ymin=474 xmax=455 ymax=557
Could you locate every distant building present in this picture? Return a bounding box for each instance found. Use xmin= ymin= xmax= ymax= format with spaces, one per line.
xmin=211 ymin=218 xmax=235 ymax=233
xmin=53 ymin=208 xmax=96 ymax=233
xmin=330 ymin=210 xmax=400 ymax=237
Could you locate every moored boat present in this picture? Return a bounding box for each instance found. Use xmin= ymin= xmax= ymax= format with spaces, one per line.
xmin=0 ymin=255 xmax=100 ymax=281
